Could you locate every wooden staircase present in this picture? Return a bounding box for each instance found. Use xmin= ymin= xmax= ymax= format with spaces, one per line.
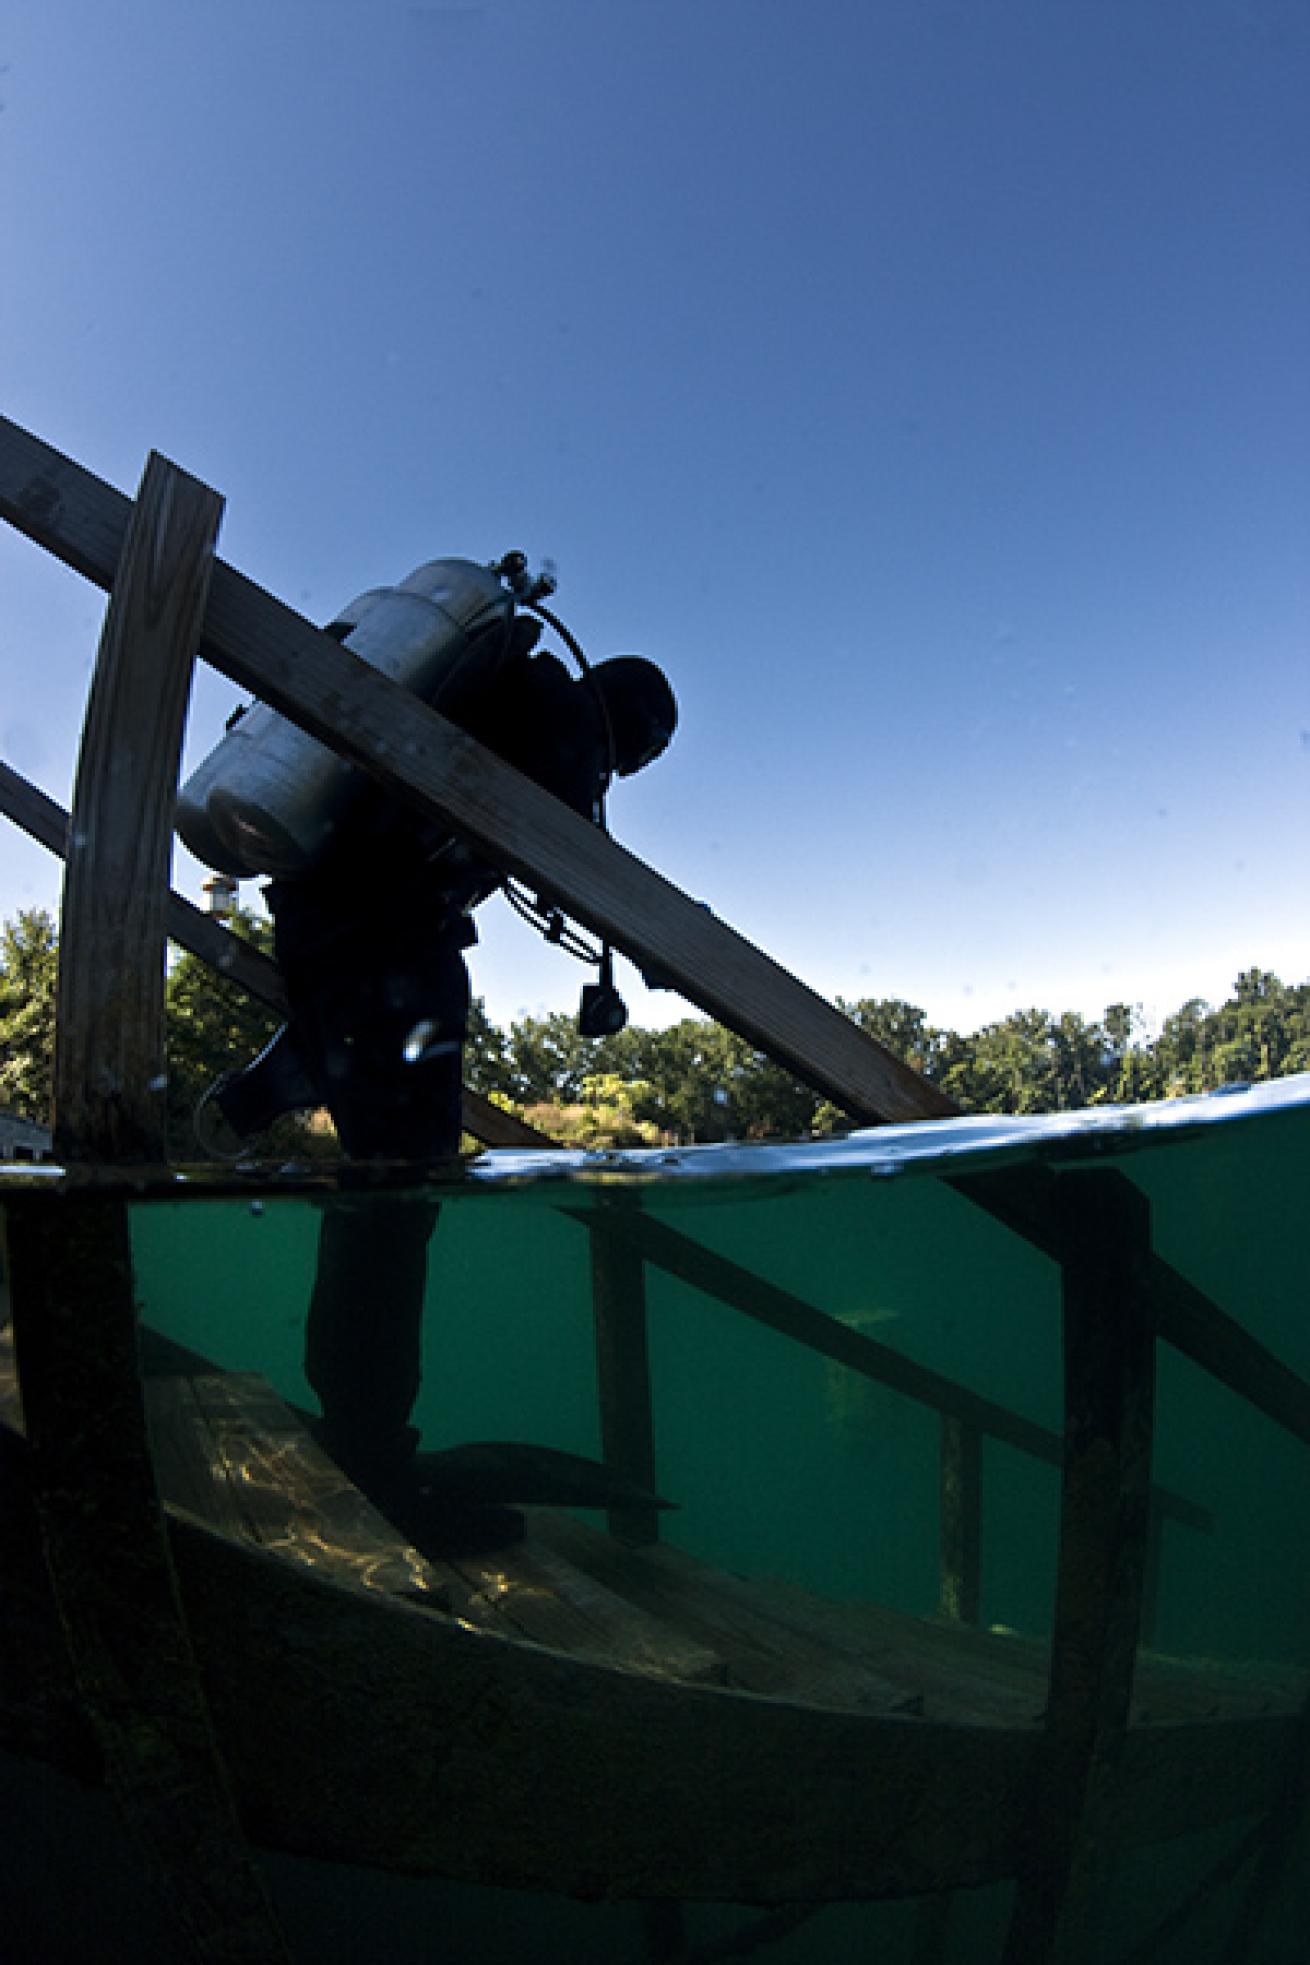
xmin=8 ymin=1335 xmax=1295 ymax=1744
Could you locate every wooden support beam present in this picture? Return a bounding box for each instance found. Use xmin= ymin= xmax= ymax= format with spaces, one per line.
xmin=53 ymin=452 xmax=222 ymax=1162
xmin=0 ymin=412 xmax=951 ymax=1126
xmin=0 ymin=755 xmax=547 ymax=1150
xmin=589 ymin=1205 xmax=662 ymax=1546
xmin=1003 ymin=1171 xmax=1156 ymax=1965
xmin=6 ymin=1191 xmax=291 ymax=1961
xmin=7 ymin=455 xmax=291 ymax=1960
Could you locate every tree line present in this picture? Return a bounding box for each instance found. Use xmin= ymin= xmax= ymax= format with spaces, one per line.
xmin=2 ymin=905 xmax=1307 ymax=1154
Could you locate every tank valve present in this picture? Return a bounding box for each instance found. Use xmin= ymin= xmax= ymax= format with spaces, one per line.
xmin=494 ymin=549 xmax=557 ymax=606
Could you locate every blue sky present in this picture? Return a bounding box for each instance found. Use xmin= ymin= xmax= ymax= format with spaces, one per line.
xmin=2 ymin=0 xmax=1307 ymax=1043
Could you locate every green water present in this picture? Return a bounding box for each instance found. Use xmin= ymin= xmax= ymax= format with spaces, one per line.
xmin=8 ymin=1080 xmax=1310 ymax=1960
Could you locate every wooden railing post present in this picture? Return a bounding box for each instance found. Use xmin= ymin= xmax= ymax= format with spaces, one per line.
xmin=589 ymin=1202 xmax=662 ymax=1546
xmin=10 ymin=456 xmax=291 ymax=1960
xmin=1003 ymin=1170 xmax=1155 ymax=1965
xmin=52 ymin=453 xmax=218 ymax=1163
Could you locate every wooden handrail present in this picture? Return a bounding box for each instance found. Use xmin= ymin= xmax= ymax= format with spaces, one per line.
xmin=562 ymin=1203 xmax=1211 ymax=1534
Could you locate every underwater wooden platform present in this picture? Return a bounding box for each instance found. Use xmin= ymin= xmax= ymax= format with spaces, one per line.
xmin=2 ymin=1332 xmax=1305 ymax=1907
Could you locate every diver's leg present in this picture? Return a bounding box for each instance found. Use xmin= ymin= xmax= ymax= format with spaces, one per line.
xmin=305 ymin=1192 xmax=439 ymax=1489
xmin=298 ymin=944 xmax=467 ymax=1489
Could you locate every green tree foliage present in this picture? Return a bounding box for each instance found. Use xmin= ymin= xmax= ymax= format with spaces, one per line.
xmin=940 ymin=1007 xmax=1118 ymax=1114
xmin=463 ymin=995 xmax=515 ymax=1102
xmin=0 ymin=908 xmax=59 ymax=1123
xmin=522 ymin=1073 xmax=663 ymax=1150
xmin=4 ymin=904 xmax=1309 ymax=1147
xmin=162 ymin=909 xmax=286 ymax=1156
xmin=1151 ymin=970 xmax=1310 ymax=1097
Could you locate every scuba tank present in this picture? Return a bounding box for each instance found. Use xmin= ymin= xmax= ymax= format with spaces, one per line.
xmin=175 ymin=557 xmax=521 ymax=879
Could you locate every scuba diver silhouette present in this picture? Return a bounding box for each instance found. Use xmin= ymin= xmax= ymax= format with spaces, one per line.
xmin=190 ymin=569 xmax=677 ymax=1554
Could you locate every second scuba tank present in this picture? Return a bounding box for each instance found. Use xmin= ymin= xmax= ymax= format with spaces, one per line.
xmin=175 ymin=557 xmax=516 ymax=878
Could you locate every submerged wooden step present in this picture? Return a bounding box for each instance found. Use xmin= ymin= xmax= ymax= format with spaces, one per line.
xmin=532 ymin=1509 xmax=1308 ymax=1732
xmin=4 ymin=1333 xmax=1303 ymax=1738
xmin=531 ymin=1508 xmax=923 ymax=1715
xmin=146 ymin=1367 xmax=725 ymax=1686
xmin=144 ymin=1370 xmax=447 ymax=1607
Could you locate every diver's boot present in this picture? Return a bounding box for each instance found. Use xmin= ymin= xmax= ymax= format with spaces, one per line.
xmin=196 ymin=1023 xmax=319 ymax=1154
xmin=313 ymin=1420 xmax=525 ymax=1557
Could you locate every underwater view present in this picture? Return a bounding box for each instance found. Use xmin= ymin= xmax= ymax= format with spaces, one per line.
xmin=6 ymin=1077 xmax=1307 ymax=1963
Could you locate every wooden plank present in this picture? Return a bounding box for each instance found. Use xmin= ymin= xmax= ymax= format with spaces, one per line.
xmin=534 ymin=1510 xmax=928 ymax=1715
xmin=147 ymin=1371 xmax=451 ymax=1608
xmin=430 ymin=1526 xmax=727 ymax=1686
xmin=191 ymin=1371 xmax=448 ymax=1603
xmin=0 ymin=754 xmax=547 ymax=1149
xmin=52 ymin=452 xmax=222 ymax=1162
xmin=763 ymin=1567 xmax=1305 ymax=1728
xmin=0 ymin=752 xmax=69 ymax=857
xmin=731 ymin=1575 xmax=1053 ymax=1728
xmin=142 ymin=1376 xmax=251 ymax=1537
xmin=5 ymin=1189 xmax=291 ymax=1961
xmin=1003 ymin=1171 xmax=1156 ymax=1965
xmin=0 ymin=412 xmax=951 ymax=1127
xmin=589 ymin=1204 xmax=662 ymax=1545
xmin=123 ymin=1506 xmax=1055 ymax=1897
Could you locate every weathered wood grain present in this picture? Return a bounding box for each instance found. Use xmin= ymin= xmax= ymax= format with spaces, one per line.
xmin=52 ymin=452 xmax=222 ymax=1163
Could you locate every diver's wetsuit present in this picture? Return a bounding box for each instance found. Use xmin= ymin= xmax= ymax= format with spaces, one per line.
xmin=264 ymin=644 xmax=611 ymax=1495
